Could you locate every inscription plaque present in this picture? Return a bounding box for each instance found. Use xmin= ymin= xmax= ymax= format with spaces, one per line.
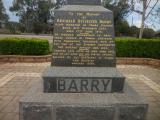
xmin=67 ymin=0 xmax=101 ymax=5
xmin=52 ymin=10 xmax=116 ymax=67
xmin=43 ymin=67 xmax=125 ymax=93
xmin=45 ymin=78 xmax=112 ymax=93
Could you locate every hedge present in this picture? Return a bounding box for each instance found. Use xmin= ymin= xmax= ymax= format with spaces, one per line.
xmin=0 ymin=37 xmax=50 ymax=55
xmin=115 ymin=38 xmax=160 ymax=59
xmin=0 ymin=37 xmax=160 ymax=59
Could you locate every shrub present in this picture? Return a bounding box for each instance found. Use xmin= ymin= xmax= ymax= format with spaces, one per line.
xmin=33 ymin=22 xmax=45 ymax=34
xmin=0 ymin=37 xmax=50 ymax=55
xmin=115 ymin=20 xmax=130 ymax=36
xmin=5 ymin=22 xmax=20 ymax=34
xmin=0 ymin=28 xmax=11 ymax=34
xmin=143 ymin=28 xmax=155 ymax=39
xmin=0 ymin=37 xmax=159 ymax=59
xmin=115 ymin=38 xmax=160 ymax=59
xmin=129 ymin=26 xmax=139 ymax=37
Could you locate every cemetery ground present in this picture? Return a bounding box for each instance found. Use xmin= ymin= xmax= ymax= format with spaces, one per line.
xmin=0 ymin=63 xmax=159 ymax=120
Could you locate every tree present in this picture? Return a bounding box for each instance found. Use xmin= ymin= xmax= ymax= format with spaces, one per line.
xmin=116 ymin=20 xmax=130 ymax=36
xmin=0 ymin=0 xmax=9 ymax=22
xmin=54 ymin=0 xmax=66 ymax=9
xmin=129 ymin=26 xmax=139 ymax=37
xmin=131 ymin=0 xmax=160 ymax=39
xmin=5 ymin=21 xmax=20 ymax=34
xmin=10 ymin=0 xmax=54 ymax=33
xmin=143 ymin=28 xmax=155 ymax=38
xmin=33 ymin=22 xmax=44 ymax=34
xmin=102 ymin=0 xmax=131 ymax=36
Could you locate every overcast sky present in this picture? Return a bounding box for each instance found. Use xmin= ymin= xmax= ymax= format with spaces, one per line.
xmin=2 ymin=0 xmax=160 ymax=31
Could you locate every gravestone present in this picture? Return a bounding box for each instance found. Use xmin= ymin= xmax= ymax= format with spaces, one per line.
xmin=43 ymin=1 xmax=125 ymax=93
xmin=20 ymin=0 xmax=148 ymax=120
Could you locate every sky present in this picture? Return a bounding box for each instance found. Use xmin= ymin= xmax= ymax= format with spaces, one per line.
xmin=3 ymin=0 xmax=19 ymax=22
xmin=127 ymin=0 xmax=160 ymax=31
xmin=2 ymin=0 xmax=160 ymax=31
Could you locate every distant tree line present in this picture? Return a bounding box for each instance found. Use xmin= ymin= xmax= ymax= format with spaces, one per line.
xmin=9 ymin=0 xmax=56 ymax=34
xmin=102 ymin=0 xmax=157 ymax=38
xmin=8 ymin=0 xmax=133 ymax=35
xmin=0 ymin=0 xmax=159 ymax=38
xmin=131 ymin=0 xmax=160 ymax=39
xmin=115 ymin=20 xmax=155 ymax=39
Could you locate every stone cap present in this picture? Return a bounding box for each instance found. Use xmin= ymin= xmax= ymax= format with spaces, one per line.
xmin=55 ymin=5 xmax=112 ymax=12
xmin=67 ymin=0 xmax=101 ymax=5
xmin=43 ymin=67 xmax=124 ymax=78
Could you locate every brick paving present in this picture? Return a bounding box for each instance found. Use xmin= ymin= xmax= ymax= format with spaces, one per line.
xmin=0 ymin=63 xmax=160 ymax=120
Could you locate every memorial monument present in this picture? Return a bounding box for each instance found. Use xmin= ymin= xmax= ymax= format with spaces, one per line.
xmin=20 ymin=0 xmax=148 ymax=120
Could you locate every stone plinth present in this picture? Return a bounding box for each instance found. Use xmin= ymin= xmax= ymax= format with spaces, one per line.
xmin=43 ymin=67 xmax=125 ymax=93
xmin=20 ymin=81 xmax=148 ymax=120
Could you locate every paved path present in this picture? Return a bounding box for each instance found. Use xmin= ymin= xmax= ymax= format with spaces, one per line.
xmin=0 ymin=63 xmax=160 ymax=120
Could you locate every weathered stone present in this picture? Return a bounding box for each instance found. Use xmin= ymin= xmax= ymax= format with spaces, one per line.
xmin=20 ymin=81 xmax=148 ymax=120
xmin=43 ymin=67 xmax=125 ymax=93
xmin=119 ymin=106 xmax=148 ymax=120
xmin=20 ymin=104 xmax=52 ymax=120
xmin=57 ymin=107 xmax=115 ymax=120
xmin=67 ymin=0 xmax=101 ymax=5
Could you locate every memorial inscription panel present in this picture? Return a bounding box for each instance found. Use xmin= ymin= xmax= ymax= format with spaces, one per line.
xmin=44 ymin=78 xmax=112 ymax=93
xmin=52 ymin=11 xmax=116 ymax=67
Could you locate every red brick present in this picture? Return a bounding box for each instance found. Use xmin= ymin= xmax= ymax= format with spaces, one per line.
xmin=132 ymin=58 xmax=144 ymax=65
xmin=8 ymin=57 xmax=18 ymax=62
xmin=117 ymin=58 xmax=127 ymax=64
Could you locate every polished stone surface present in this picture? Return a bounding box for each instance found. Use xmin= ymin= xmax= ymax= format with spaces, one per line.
xmin=52 ymin=5 xmax=115 ymax=67
xmin=43 ymin=67 xmax=124 ymax=77
xmin=20 ymin=80 xmax=148 ymax=120
xmin=43 ymin=67 xmax=125 ymax=93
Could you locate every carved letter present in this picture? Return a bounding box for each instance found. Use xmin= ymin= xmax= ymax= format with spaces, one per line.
xmin=58 ymin=80 xmax=65 ymax=92
xmin=91 ymin=80 xmax=99 ymax=92
xmin=81 ymin=80 xmax=89 ymax=92
xmin=68 ymin=80 xmax=78 ymax=92
xmin=102 ymin=79 xmax=111 ymax=91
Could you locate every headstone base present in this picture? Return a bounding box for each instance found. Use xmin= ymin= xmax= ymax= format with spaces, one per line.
xmin=20 ymin=81 xmax=148 ymax=120
xmin=43 ymin=67 xmax=125 ymax=93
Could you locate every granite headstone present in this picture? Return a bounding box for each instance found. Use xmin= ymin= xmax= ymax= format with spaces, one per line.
xmin=20 ymin=0 xmax=148 ymax=120
xmin=43 ymin=3 xmax=125 ymax=93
